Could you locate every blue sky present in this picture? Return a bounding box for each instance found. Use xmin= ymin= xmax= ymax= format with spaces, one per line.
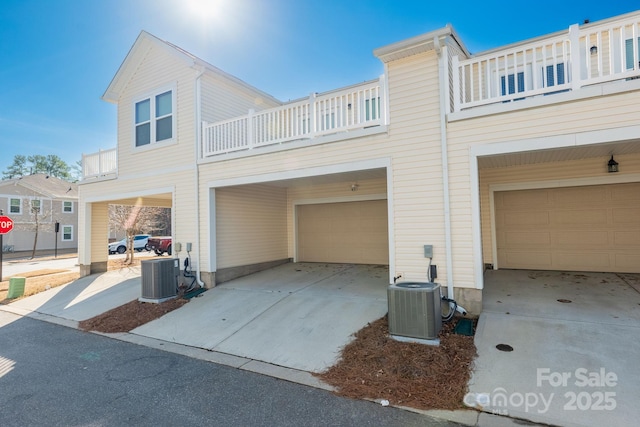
xmin=1 ymin=0 xmax=637 ymax=177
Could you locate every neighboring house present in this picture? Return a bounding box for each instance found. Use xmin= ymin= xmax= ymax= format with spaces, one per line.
xmin=78 ymin=10 xmax=640 ymax=314
xmin=0 ymin=174 xmax=78 ymax=252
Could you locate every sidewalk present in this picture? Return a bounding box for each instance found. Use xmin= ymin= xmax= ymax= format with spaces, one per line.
xmin=1 ymin=249 xmax=78 ymax=263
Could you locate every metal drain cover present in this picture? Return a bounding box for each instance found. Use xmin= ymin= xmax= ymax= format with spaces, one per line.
xmin=496 ymin=344 xmax=513 ymax=352
xmin=557 ymin=299 xmax=572 ymax=303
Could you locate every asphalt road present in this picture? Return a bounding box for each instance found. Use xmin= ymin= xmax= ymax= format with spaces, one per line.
xmin=0 ymin=312 xmax=462 ymax=427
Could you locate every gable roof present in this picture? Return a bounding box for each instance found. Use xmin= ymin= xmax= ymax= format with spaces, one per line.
xmin=0 ymin=174 xmax=78 ymax=200
xmin=102 ymin=31 xmax=281 ymax=106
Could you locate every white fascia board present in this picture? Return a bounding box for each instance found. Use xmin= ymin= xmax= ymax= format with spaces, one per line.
xmin=207 ymin=158 xmax=392 ymax=188
xmin=82 ymin=186 xmax=175 ymax=204
xmin=470 ymin=125 xmax=640 ymax=158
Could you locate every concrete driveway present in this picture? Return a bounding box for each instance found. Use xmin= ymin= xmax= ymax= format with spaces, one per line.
xmin=132 ymin=262 xmax=389 ymax=373
xmin=466 ymin=269 xmax=640 ymax=427
xmin=1 ymin=262 xmax=389 ymax=374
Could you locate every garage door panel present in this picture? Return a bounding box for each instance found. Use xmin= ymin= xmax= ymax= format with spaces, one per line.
xmin=496 ymin=183 xmax=640 ymax=273
xmin=556 ymin=231 xmax=608 ymax=247
xmin=613 ymin=231 xmax=640 ymax=247
xmin=554 ymin=187 xmax=607 ymax=205
xmin=503 ymin=211 xmax=550 ymax=226
xmin=612 ymin=208 xmax=640 ymax=224
xmin=502 ymin=231 xmax=551 ymax=247
xmin=297 ymin=200 xmax=388 ymax=265
xmin=552 ymin=209 xmax=608 ymax=225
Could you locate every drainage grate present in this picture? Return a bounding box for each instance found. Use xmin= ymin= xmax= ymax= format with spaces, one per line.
xmin=496 ymin=344 xmax=513 ymax=352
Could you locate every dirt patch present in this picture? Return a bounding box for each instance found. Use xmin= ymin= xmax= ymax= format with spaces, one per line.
xmin=316 ymin=316 xmax=477 ymax=411
xmin=0 ymin=272 xmax=81 ymax=302
xmin=79 ymin=298 xmax=188 ymax=333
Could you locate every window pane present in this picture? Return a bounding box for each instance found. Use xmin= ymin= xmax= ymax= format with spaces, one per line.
xmin=10 ymin=199 xmax=20 ymax=213
xmin=63 ymin=201 xmax=72 ymax=212
xmin=135 ymin=99 xmax=150 ymax=124
xmin=156 ymin=91 xmax=172 ymax=117
xmin=63 ymin=226 xmax=72 ymax=240
xmin=156 ymin=116 xmax=172 ymax=141
xmin=31 ymin=200 xmax=40 ymax=212
xmin=136 ymin=123 xmax=151 ymax=146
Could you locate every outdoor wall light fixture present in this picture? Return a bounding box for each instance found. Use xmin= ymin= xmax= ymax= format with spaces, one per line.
xmin=590 ymin=45 xmax=598 ymax=55
xmin=607 ymin=155 xmax=619 ymax=173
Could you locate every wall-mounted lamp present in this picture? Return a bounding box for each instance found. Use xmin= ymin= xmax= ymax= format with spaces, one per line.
xmin=607 ymin=155 xmax=619 ymax=173
xmin=351 ymin=183 xmax=359 ymax=191
xmin=590 ymin=45 xmax=598 ymax=55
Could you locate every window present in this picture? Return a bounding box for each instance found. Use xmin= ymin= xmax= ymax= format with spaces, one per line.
xmin=63 ymin=201 xmax=73 ymax=213
xmin=543 ymin=63 xmax=565 ymax=87
xmin=501 ymin=72 xmax=525 ymax=96
xmin=625 ymin=37 xmax=640 ymax=70
xmin=31 ymin=199 xmax=41 ymax=213
xmin=9 ymin=198 xmax=21 ymax=214
xmin=62 ymin=225 xmax=73 ymax=241
xmin=135 ymin=90 xmax=173 ymax=147
xmin=365 ymin=97 xmax=380 ymax=121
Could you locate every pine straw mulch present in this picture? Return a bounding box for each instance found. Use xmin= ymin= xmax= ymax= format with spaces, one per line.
xmin=78 ymin=297 xmax=188 ymax=333
xmin=316 ymin=315 xmax=477 ymax=411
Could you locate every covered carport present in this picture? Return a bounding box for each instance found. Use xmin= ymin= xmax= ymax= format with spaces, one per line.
xmin=208 ymin=161 xmax=392 ymax=285
xmin=78 ymin=188 xmax=173 ymax=276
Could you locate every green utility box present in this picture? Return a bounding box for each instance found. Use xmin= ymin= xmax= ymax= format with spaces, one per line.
xmin=7 ymin=277 xmax=26 ymax=299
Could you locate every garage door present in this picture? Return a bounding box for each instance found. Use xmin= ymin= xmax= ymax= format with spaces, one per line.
xmin=495 ymin=182 xmax=640 ymax=273
xmin=297 ymin=200 xmax=388 ymax=264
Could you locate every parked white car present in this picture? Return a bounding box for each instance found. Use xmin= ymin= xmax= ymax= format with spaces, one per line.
xmin=108 ymin=234 xmax=151 ymax=254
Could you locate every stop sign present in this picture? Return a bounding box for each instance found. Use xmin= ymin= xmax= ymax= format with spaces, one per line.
xmin=0 ymin=215 xmax=14 ymax=234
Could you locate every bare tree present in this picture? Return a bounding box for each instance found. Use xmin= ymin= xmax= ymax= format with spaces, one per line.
xmin=109 ymin=205 xmax=171 ymax=264
xmin=18 ymin=198 xmax=54 ymax=259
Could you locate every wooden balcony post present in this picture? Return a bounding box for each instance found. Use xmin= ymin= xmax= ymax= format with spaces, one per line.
xmin=309 ymin=92 xmax=317 ymax=134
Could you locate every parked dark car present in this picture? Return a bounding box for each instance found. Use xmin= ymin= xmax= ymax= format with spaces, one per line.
xmin=147 ymin=236 xmax=172 ymax=255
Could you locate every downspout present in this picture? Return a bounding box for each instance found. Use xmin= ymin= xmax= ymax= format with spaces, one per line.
xmin=193 ymin=65 xmax=205 ymax=287
xmin=434 ymin=37 xmax=455 ymax=301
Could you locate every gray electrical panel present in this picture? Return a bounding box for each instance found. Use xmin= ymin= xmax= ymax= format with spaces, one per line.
xmin=141 ymin=258 xmax=179 ymax=302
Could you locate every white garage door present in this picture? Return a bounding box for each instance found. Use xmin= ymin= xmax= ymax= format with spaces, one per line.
xmin=495 ymin=182 xmax=640 ymax=273
xmin=297 ymin=200 xmax=388 ymax=265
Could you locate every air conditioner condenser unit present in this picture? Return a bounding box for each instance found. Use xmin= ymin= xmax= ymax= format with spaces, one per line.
xmin=140 ymin=258 xmax=179 ymax=303
xmin=388 ymin=282 xmax=442 ymax=341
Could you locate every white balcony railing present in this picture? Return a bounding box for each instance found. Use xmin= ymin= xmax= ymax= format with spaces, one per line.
xmin=202 ymin=77 xmax=386 ymax=157
xmin=453 ymin=13 xmax=640 ymax=111
xmin=82 ymin=148 xmax=117 ymax=180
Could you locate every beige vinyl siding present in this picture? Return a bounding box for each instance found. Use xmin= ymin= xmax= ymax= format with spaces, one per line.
xmin=447 ymin=89 xmax=640 ymax=281
xmin=199 ymin=51 xmax=448 ymax=283
xmin=116 ymin=44 xmax=196 ymax=178
xmin=215 ymin=184 xmax=288 ymax=269
xmin=200 ymin=73 xmax=280 ymax=124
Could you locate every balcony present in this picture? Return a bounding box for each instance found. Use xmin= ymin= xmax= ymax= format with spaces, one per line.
xmin=452 ymin=12 xmax=640 ymax=112
xmin=202 ymin=77 xmax=386 ymax=157
xmin=82 ymin=148 xmax=117 ymax=180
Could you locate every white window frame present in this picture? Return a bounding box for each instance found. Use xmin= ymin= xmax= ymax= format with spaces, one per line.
xmin=9 ymin=197 xmax=21 ymax=214
xmin=62 ymin=225 xmax=73 ymax=241
xmin=132 ymin=84 xmax=177 ymax=150
xmin=62 ymin=200 xmax=74 ymax=213
xmin=31 ymin=199 xmax=41 ymax=213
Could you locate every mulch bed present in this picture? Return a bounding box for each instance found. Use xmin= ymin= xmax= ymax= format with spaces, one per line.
xmin=78 ymin=298 xmax=188 ymax=333
xmin=316 ymin=315 xmax=477 ymax=410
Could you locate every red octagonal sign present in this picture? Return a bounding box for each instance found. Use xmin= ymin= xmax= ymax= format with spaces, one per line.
xmin=0 ymin=215 xmax=14 ymax=234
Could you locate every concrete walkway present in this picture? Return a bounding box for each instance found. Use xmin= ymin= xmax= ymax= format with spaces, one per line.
xmin=467 ymin=270 xmax=640 ymax=427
